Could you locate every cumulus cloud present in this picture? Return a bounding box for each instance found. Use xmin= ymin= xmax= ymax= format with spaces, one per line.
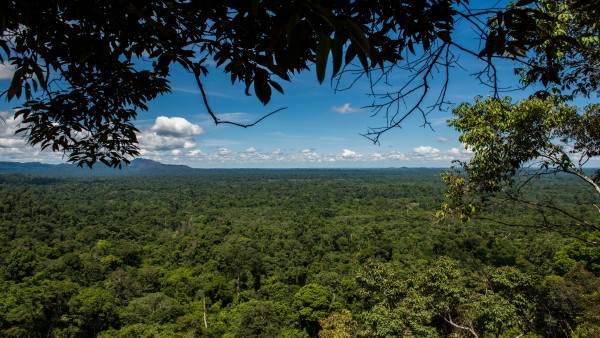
xmin=0 ymin=63 xmax=15 ymax=80
xmin=0 ymin=112 xmax=25 ymax=147
xmin=187 ymin=149 xmax=205 ymax=157
xmin=413 ymin=146 xmax=440 ymax=155
xmin=170 ymin=146 xmax=471 ymax=166
xmin=218 ymin=147 xmax=232 ymax=156
xmin=341 ymin=149 xmax=358 ymax=158
xmin=150 ymin=116 xmax=203 ymax=137
xmin=0 ymin=110 xmax=476 ymax=167
xmin=384 ymin=151 xmax=408 ymax=161
xmin=409 ymin=145 xmax=473 ymax=162
xmin=0 ymin=111 xmax=63 ymax=163
xmin=137 ymin=132 xmax=197 ymax=151
xmin=137 ymin=116 xmax=203 ymax=156
xmin=331 ymin=103 xmax=365 ymax=114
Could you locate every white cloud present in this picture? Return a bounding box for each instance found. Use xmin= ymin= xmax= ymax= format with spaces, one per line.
xmin=187 ymin=149 xmax=205 ymax=157
xmin=137 ymin=116 xmax=203 ymax=155
xmin=150 ymin=116 xmax=203 ymax=137
xmin=218 ymin=147 xmax=232 ymax=156
xmin=0 ymin=111 xmax=476 ymax=167
xmin=0 ymin=111 xmax=64 ymax=163
xmin=437 ymin=136 xmax=450 ymax=143
xmin=137 ymin=132 xmax=197 ymax=151
xmin=171 ymin=87 xmax=200 ymax=94
xmin=413 ymin=146 xmax=440 ymax=155
xmin=341 ymin=149 xmax=358 ymax=158
xmin=200 ymin=139 xmax=239 ymax=147
xmin=331 ymin=103 xmax=365 ymax=114
xmin=409 ymin=145 xmax=473 ymax=162
xmin=385 ymin=151 xmax=408 ymax=161
xmin=215 ymin=112 xmax=252 ymax=123
xmin=0 ymin=63 xmax=15 ymax=80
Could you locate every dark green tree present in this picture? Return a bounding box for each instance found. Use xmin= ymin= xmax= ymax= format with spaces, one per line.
xmin=68 ymin=287 xmax=120 ymax=337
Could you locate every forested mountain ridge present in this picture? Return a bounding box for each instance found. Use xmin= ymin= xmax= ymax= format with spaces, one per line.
xmin=0 ymin=170 xmax=598 ymax=337
xmin=0 ymin=158 xmax=194 ymax=176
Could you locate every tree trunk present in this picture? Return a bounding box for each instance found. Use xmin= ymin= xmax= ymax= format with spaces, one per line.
xmin=203 ymin=296 xmax=208 ymax=329
xmin=236 ymin=274 xmax=240 ymax=301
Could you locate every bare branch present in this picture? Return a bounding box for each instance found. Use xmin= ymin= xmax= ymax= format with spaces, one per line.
xmin=192 ymin=64 xmax=286 ymax=128
xmin=501 ymin=191 xmax=599 ymax=231
xmin=444 ymin=315 xmax=479 ymax=338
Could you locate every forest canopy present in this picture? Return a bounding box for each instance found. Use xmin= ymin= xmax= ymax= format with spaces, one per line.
xmin=1 ymin=0 xmax=598 ymax=167
xmin=1 ymin=170 xmax=599 ymax=336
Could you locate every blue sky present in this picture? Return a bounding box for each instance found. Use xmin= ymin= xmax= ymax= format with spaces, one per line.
xmin=1 ymin=2 xmax=596 ymax=168
xmin=0 ymin=53 xmax=510 ymax=168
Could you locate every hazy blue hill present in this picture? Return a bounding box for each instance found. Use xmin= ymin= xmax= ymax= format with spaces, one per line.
xmin=0 ymin=161 xmax=58 ymax=173
xmin=0 ymin=159 xmax=454 ymax=179
xmin=126 ymin=158 xmax=193 ymax=173
xmin=0 ymin=158 xmax=194 ymax=176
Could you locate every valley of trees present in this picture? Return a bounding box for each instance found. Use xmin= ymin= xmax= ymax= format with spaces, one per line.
xmin=1 ymin=170 xmax=598 ymax=337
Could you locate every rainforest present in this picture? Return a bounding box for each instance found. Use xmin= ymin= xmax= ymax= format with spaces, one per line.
xmin=0 ymin=169 xmax=598 ymax=337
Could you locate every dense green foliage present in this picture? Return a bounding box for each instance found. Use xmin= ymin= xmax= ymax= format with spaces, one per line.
xmin=1 ymin=170 xmax=599 ymax=337
xmin=441 ymin=96 xmax=600 ymax=226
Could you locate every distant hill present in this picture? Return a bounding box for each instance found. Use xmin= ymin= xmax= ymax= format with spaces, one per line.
xmin=0 ymin=158 xmax=194 ymax=176
xmin=126 ymin=158 xmax=192 ymax=173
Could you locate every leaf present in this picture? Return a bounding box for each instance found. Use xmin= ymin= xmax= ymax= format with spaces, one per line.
xmin=331 ymin=32 xmax=345 ymax=77
xmin=345 ymin=46 xmax=357 ymax=65
xmin=344 ymin=20 xmax=369 ymax=55
xmin=254 ymin=73 xmax=272 ymax=105
xmin=0 ymin=40 xmax=9 ymax=59
xmin=268 ymin=80 xmax=284 ymax=94
xmin=8 ymin=67 xmax=24 ymax=100
xmin=515 ymin=0 xmax=536 ymax=6
xmin=0 ymin=12 xmax=5 ymax=33
xmin=407 ymin=40 xmax=415 ymax=55
xmin=33 ymin=64 xmax=47 ymax=90
xmin=356 ymin=49 xmax=369 ymax=74
xmin=316 ymin=33 xmax=331 ymax=84
xmin=250 ymin=0 xmax=259 ymax=16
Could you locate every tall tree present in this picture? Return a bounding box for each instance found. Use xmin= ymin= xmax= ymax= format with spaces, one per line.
xmin=440 ymin=0 xmax=599 ymax=236
xmin=440 ymin=96 xmax=599 ymax=230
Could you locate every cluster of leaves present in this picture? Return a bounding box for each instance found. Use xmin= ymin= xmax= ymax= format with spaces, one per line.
xmin=440 ymin=96 xmax=600 ymax=226
xmin=491 ymin=0 xmax=600 ymax=96
xmin=0 ymin=170 xmax=598 ymax=336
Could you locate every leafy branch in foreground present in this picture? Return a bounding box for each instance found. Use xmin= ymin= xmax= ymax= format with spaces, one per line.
xmin=2 ymin=0 xmax=598 ymax=166
xmin=439 ymin=96 xmax=600 ymax=231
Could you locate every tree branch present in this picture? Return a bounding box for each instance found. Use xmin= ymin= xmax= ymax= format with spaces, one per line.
xmin=192 ymin=64 xmax=286 ymax=128
xmin=444 ymin=315 xmax=479 ymax=338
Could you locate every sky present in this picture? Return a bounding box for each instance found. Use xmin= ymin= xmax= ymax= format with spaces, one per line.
xmin=0 ymin=59 xmax=484 ymax=168
xmin=0 ymin=3 xmax=596 ymax=168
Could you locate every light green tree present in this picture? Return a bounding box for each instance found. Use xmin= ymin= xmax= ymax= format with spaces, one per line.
xmin=440 ymin=96 xmax=599 ymax=230
xmin=68 ymin=287 xmax=119 ymax=337
xmin=292 ymin=283 xmax=335 ymax=337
